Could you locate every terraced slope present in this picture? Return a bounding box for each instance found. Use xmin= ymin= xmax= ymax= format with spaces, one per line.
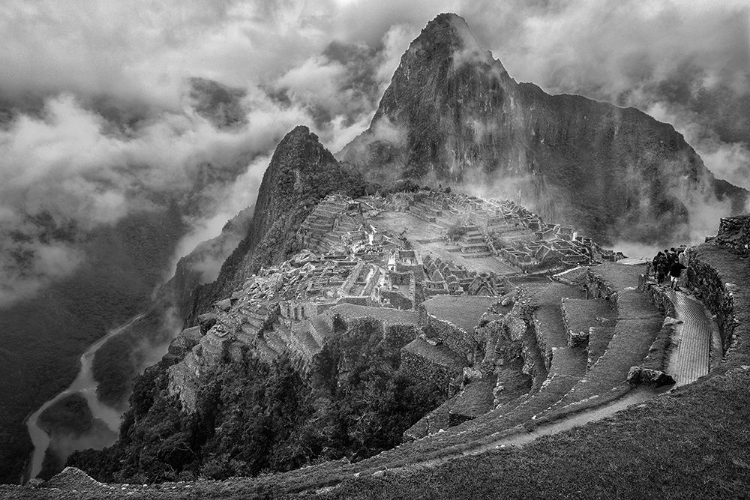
xmin=148 ymin=262 xmax=663 ymax=490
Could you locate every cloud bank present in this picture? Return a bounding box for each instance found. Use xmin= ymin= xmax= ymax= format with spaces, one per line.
xmin=0 ymin=0 xmax=747 ymax=305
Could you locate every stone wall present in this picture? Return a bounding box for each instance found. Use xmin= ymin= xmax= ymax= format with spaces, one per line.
xmin=687 ymin=249 xmax=737 ymax=353
xmin=585 ymin=269 xmax=617 ymax=301
xmin=714 ymin=215 xmax=750 ymax=256
xmin=423 ymin=313 xmax=475 ymax=362
xmin=643 ymin=284 xmax=677 ymax=318
xmin=381 ymin=289 xmax=413 ymax=310
xmin=400 ymin=338 xmax=466 ymax=394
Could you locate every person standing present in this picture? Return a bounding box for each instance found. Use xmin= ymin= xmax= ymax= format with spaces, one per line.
xmin=669 ymin=260 xmax=687 ymax=290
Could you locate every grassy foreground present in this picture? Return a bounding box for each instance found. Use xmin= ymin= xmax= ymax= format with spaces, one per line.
xmin=309 ymin=367 xmax=750 ymax=500
xmin=10 ymin=366 xmax=743 ymax=498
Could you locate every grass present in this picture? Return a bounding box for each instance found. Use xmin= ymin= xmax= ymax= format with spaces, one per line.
xmin=312 ymin=367 xmax=750 ymax=500
xmin=421 ymin=295 xmax=499 ymax=334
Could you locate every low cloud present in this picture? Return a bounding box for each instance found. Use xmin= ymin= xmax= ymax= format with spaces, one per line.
xmin=461 ymin=0 xmax=750 ymax=196
xmin=0 ymin=1 xmax=747 ymax=305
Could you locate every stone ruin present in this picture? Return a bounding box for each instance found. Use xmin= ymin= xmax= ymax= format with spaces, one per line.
xmin=164 ymin=191 xmax=624 ymax=427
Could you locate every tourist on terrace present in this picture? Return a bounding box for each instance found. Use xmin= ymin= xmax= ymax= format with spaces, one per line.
xmin=669 ymin=260 xmax=687 ymax=290
xmin=654 ymin=251 xmax=667 ymax=284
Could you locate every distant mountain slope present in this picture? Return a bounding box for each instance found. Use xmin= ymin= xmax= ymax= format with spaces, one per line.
xmin=342 ymin=13 xmax=747 ymax=244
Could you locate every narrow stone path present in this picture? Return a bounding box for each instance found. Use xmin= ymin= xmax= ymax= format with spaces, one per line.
xmin=668 ymin=290 xmax=711 ymax=386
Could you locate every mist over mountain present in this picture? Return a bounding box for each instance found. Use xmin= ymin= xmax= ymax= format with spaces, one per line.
xmin=342 ymin=14 xmax=747 ymax=245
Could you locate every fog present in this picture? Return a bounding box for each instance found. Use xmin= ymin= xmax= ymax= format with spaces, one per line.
xmin=0 ymin=1 xmax=747 ymax=306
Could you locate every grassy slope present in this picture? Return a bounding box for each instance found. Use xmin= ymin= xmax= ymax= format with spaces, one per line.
xmin=315 ymin=367 xmax=750 ymax=500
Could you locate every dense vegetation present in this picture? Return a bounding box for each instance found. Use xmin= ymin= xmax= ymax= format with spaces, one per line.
xmin=70 ymin=321 xmax=443 ymax=483
xmin=0 ymin=205 xmax=185 ymax=484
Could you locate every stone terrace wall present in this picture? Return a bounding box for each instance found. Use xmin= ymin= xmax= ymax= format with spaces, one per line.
xmin=422 ymin=313 xmax=474 ymax=362
xmin=714 ymin=215 xmax=750 ymax=256
xmin=643 ymin=285 xmax=677 ymax=318
xmin=687 ymin=249 xmax=737 ymax=353
xmin=585 ymin=269 xmax=618 ymax=302
xmin=401 ymin=338 xmax=466 ymax=395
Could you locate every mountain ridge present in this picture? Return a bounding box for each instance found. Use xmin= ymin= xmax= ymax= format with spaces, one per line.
xmin=342 ymin=13 xmax=747 ymax=245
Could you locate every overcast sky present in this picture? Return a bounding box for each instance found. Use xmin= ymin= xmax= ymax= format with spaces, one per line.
xmin=0 ymin=0 xmax=748 ymax=304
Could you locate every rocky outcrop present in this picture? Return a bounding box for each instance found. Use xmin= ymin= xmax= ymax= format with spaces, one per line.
xmin=342 ymin=13 xmax=747 ymax=244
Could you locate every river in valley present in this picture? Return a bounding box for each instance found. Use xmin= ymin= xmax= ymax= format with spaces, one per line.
xmin=24 ymin=313 xmax=167 ymax=480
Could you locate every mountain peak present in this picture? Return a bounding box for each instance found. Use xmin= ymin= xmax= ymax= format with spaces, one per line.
xmin=417 ymin=13 xmax=493 ymax=68
xmin=343 ymin=14 xmax=748 ymax=245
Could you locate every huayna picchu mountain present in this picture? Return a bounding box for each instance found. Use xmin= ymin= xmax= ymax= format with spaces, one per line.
xmin=186 ymin=126 xmax=366 ymax=322
xmin=342 ymin=13 xmax=747 ymax=245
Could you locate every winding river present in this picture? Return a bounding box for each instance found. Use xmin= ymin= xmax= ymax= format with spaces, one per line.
xmin=25 ymin=314 xmax=146 ymax=480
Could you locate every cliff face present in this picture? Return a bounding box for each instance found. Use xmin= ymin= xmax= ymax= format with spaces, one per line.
xmin=342 ymin=13 xmax=747 ymax=244
xmin=188 ymin=126 xmax=365 ymax=322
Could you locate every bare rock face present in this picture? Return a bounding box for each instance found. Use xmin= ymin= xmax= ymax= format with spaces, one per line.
xmin=343 ymin=13 xmax=747 ymax=245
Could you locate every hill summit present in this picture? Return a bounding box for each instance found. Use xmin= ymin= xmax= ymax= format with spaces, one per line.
xmin=342 ymin=13 xmax=747 ymax=245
